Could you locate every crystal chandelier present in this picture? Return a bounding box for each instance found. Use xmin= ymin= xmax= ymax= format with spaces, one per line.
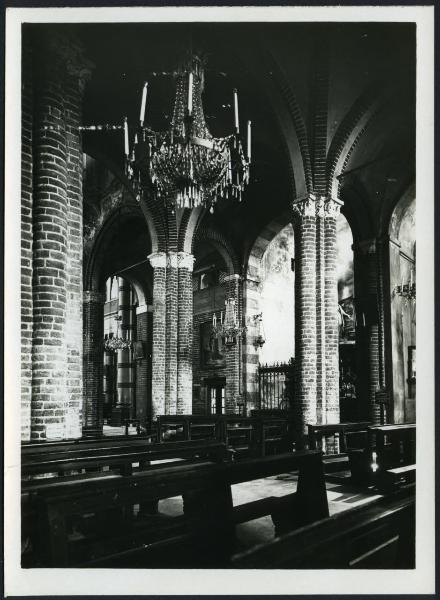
xmin=124 ymin=53 xmax=251 ymax=212
xmin=212 ymin=298 xmax=246 ymax=347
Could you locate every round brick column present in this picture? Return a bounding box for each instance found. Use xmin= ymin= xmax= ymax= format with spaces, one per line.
xmin=315 ymin=197 xmax=326 ymax=424
xmin=82 ymin=290 xmax=105 ymax=435
xmin=149 ymin=252 xmax=167 ymax=418
xmin=223 ymin=274 xmax=243 ymax=414
xmin=31 ymin=45 xmax=69 ymax=441
xmin=116 ymin=278 xmax=135 ymax=414
xmin=353 ymin=239 xmax=382 ymax=425
xmin=324 ymin=197 xmax=343 ymax=426
xmin=135 ymin=303 xmax=152 ymax=422
xmin=292 ymin=195 xmax=317 ymax=443
xmin=165 ymin=253 xmax=179 ymax=414
xmin=177 ymin=252 xmax=195 ymax=414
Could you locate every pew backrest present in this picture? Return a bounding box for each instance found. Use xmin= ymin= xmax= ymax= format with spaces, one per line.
xmin=232 ymin=488 xmax=415 ymax=569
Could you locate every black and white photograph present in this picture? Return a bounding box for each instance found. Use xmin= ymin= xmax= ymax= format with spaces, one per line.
xmin=4 ymin=4 xmax=435 ymax=596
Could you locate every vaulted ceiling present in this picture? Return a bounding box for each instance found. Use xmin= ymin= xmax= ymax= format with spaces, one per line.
xmin=36 ymin=21 xmax=415 ymax=256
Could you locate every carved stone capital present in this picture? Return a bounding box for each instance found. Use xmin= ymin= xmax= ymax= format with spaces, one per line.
xmin=177 ymin=251 xmax=195 ymax=271
xmin=292 ymin=193 xmax=317 ymax=218
xmin=324 ymin=197 xmax=343 ymax=218
xmin=148 ymin=251 xmax=167 ymax=269
xmin=316 ymin=196 xmax=326 ymax=218
xmin=167 ymin=252 xmax=179 ymax=269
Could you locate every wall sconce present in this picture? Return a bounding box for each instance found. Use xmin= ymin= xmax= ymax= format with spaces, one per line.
xmin=394 ymin=269 xmax=416 ymax=301
xmin=251 ymin=313 xmax=266 ymax=349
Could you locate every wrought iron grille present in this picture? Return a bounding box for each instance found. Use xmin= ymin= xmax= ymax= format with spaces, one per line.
xmin=258 ymin=359 xmax=295 ymax=410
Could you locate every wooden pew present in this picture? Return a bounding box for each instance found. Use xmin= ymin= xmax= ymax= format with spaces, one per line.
xmin=232 ymin=487 xmax=415 ymax=569
xmin=348 ymin=424 xmax=416 ymax=489
xmin=156 ymin=415 xmax=221 ymax=442
xmin=307 ymin=422 xmax=371 ymax=454
xmin=26 ymin=450 xmax=328 ymax=568
xmin=22 ymin=439 xmax=228 ymax=479
xmin=156 ymin=414 xmax=292 ymax=458
xmin=369 ymin=424 xmax=416 ymax=491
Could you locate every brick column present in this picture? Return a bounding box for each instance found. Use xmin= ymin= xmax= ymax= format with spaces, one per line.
xmin=165 ymin=253 xmax=179 ymax=414
xmin=177 ymin=252 xmax=195 ymax=414
xmin=353 ymin=240 xmax=381 ymax=424
xmin=82 ymin=291 xmax=105 ymax=435
xmin=324 ymin=197 xmax=343 ymax=425
xmin=242 ymin=275 xmax=262 ymax=413
xmin=21 ymin=36 xmax=34 ymax=440
xmin=223 ymin=275 xmax=243 ymax=414
xmin=116 ymin=278 xmax=135 ymax=415
xmin=315 ymin=197 xmax=326 ymax=424
xmin=292 ymin=195 xmax=317 ymax=442
xmin=64 ymin=46 xmax=90 ymax=439
xmin=31 ymin=44 xmax=69 ymax=441
xmin=149 ymin=252 xmax=167 ymax=418
xmin=135 ymin=303 xmax=152 ymax=422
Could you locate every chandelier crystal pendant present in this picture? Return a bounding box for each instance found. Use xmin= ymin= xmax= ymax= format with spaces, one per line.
xmin=125 ymin=54 xmax=252 ymax=212
xmin=212 ymin=298 xmax=247 ymax=347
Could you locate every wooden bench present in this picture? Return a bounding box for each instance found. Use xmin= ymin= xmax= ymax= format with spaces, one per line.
xmin=156 ymin=415 xmax=221 ymax=442
xmin=25 ymin=450 xmax=328 ymax=568
xmin=307 ymin=422 xmax=370 ymax=454
xmin=156 ymin=414 xmax=292 ymax=457
xmin=348 ymin=424 xmax=416 ymax=490
xmin=232 ymin=487 xmax=415 ymax=568
xmin=22 ymin=439 xmax=228 ymax=479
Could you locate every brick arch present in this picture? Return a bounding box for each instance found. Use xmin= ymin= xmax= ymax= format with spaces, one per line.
xmin=84 ymin=203 xmax=149 ymax=293
xmin=340 ymin=178 xmax=375 ymax=244
xmin=193 ymin=226 xmax=239 ymax=275
xmin=236 ymin=44 xmax=308 ymax=199
xmin=245 ymin=209 xmax=293 ymax=282
xmin=83 ymin=151 xmax=160 ymax=254
xmin=264 ymin=50 xmax=312 ymax=197
xmin=327 ymin=82 xmax=391 ymax=199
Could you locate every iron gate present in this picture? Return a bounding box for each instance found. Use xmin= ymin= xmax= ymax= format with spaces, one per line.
xmin=258 ymin=359 xmax=295 ymax=410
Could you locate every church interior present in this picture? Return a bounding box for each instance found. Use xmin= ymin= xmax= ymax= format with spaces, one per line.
xmin=20 ymin=20 xmax=416 ymax=570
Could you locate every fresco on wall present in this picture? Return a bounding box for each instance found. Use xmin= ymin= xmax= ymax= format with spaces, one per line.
xmin=260 ymin=224 xmax=295 ymax=364
xmin=336 ymin=213 xmax=354 ymax=302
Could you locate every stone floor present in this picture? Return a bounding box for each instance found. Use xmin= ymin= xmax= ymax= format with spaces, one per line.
xmin=156 ymin=472 xmax=382 ymax=550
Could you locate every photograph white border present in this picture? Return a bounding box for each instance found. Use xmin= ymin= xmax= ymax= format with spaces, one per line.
xmin=4 ymin=5 xmax=435 ymax=596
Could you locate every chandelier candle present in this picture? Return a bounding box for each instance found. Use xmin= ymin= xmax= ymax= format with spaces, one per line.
xmin=139 ymin=82 xmax=148 ymax=126
xmin=234 ymin=88 xmax=239 ymax=132
xmin=124 ymin=117 xmax=129 ymax=156
xmin=247 ymin=120 xmax=252 ymax=162
xmin=188 ymin=72 xmax=193 ymax=116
